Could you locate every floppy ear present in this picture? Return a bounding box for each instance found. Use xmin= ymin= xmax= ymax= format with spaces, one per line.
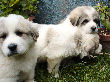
xmin=30 ymin=22 xmax=40 ymax=41
xmin=69 ymin=16 xmax=81 ymax=26
xmin=29 ymin=30 xmax=39 ymax=41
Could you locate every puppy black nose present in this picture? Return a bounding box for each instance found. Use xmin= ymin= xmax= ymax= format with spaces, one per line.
xmin=91 ymin=26 xmax=96 ymax=31
xmin=8 ymin=44 xmax=17 ymax=52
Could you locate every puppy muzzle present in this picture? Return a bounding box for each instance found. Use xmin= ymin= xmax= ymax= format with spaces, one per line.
xmin=91 ymin=26 xmax=98 ymax=33
xmin=7 ymin=52 xmax=19 ymax=57
xmin=91 ymin=26 xmax=96 ymax=31
xmin=7 ymin=43 xmax=18 ymax=57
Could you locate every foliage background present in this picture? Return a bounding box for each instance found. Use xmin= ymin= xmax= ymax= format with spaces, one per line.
xmin=94 ymin=2 xmax=110 ymax=29
xmin=0 ymin=0 xmax=39 ymax=18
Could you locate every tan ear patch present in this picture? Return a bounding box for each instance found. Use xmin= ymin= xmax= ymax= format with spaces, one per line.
xmin=29 ymin=31 xmax=39 ymax=41
xmin=70 ymin=16 xmax=80 ymax=26
xmin=70 ymin=18 xmax=76 ymax=26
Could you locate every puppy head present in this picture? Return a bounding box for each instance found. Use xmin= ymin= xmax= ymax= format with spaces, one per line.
xmin=0 ymin=14 xmax=39 ymax=57
xmin=68 ymin=6 xmax=100 ymax=34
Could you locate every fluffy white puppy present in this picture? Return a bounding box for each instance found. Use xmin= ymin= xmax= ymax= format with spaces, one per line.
xmin=34 ymin=22 xmax=78 ymax=78
xmin=0 ymin=14 xmax=39 ymax=82
xmin=33 ymin=6 xmax=102 ymax=77
xmin=65 ymin=6 xmax=102 ymax=58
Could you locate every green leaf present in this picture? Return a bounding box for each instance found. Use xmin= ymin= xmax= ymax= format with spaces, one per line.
xmin=15 ymin=10 xmax=19 ymax=14
xmin=0 ymin=0 xmax=39 ymax=17
xmin=3 ymin=0 xmax=8 ymax=3
xmin=105 ymin=20 xmax=110 ymax=29
xmin=22 ymin=4 xmax=26 ymax=7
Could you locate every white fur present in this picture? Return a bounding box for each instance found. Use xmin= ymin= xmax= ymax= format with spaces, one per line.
xmin=35 ymin=23 xmax=78 ymax=77
xmin=80 ymin=34 xmax=102 ymax=58
xmin=33 ymin=6 xmax=102 ymax=78
xmin=0 ymin=14 xmax=38 ymax=82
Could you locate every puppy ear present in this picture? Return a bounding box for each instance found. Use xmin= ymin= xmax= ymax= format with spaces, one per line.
xmin=30 ymin=22 xmax=40 ymax=41
xmin=69 ymin=16 xmax=80 ymax=26
xmin=29 ymin=30 xmax=39 ymax=41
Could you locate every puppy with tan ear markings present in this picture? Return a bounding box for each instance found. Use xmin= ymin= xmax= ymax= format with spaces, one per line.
xmin=0 ymin=14 xmax=39 ymax=82
xmin=33 ymin=6 xmax=102 ymax=78
xmin=65 ymin=6 xmax=102 ymax=58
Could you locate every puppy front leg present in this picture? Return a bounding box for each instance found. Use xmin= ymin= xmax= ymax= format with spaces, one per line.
xmin=47 ymin=57 xmax=62 ymax=78
xmin=80 ymin=46 xmax=90 ymax=59
xmin=80 ymin=51 xmax=89 ymax=59
xmin=95 ymin=44 xmax=102 ymax=54
xmin=25 ymin=68 xmax=35 ymax=82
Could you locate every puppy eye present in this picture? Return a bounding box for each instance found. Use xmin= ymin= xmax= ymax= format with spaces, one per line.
xmin=94 ymin=19 xmax=100 ymax=26
xmin=0 ymin=33 xmax=7 ymax=39
xmin=82 ymin=19 xmax=89 ymax=24
xmin=15 ymin=31 xmax=24 ymax=37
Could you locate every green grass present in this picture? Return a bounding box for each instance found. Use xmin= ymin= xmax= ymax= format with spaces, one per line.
xmin=35 ymin=53 xmax=110 ymax=82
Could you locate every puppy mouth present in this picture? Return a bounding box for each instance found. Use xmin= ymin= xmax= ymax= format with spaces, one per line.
xmin=8 ymin=51 xmax=19 ymax=57
xmin=7 ymin=50 xmax=28 ymax=57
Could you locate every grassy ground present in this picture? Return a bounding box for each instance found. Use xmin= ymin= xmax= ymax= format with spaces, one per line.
xmin=35 ymin=53 xmax=110 ymax=82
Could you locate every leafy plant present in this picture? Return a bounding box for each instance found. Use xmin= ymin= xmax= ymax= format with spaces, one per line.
xmin=94 ymin=2 xmax=110 ymax=29
xmin=0 ymin=0 xmax=39 ymax=18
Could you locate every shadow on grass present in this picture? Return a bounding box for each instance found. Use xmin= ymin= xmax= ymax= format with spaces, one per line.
xmin=35 ymin=53 xmax=110 ymax=82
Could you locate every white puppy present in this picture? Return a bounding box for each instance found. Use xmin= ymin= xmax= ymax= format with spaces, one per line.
xmin=33 ymin=6 xmax=102 ymax=77
xmin=0 ymin=14 xmax=39 ymax=82
xmin=34 ymin=22 xmax=78 ymax=78
xmin=65 ymin=6 xmax=102 ymax=58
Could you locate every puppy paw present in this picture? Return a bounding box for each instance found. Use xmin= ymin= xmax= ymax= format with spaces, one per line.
xmin=95 ymin=44 xmax=102 ymax=54
xmin=54 ymin=73 xmax=59 ymax=78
